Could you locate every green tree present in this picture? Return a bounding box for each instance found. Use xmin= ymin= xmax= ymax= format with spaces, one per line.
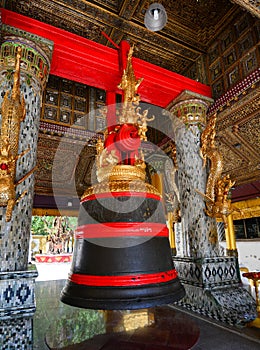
xmin=31 ymin=216 xmax=53 ymax=235
xmin=31 ymin=216 xmax=77 ymax=236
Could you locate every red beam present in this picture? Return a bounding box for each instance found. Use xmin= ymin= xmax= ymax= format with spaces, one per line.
xmin=1 ymin=9 xmax=212 ymax=107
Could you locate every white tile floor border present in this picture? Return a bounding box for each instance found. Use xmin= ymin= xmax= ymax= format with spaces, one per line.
xmin=35 ymin=262 xmax=71 ymax=281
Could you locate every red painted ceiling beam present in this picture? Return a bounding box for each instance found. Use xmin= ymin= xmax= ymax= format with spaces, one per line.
xmin=1 ymin=9 xmax=212 ymax=107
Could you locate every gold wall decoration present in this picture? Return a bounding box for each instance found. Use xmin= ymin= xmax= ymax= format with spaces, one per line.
xmin=0 ymin=47 xmax=34 ymax=221
xmin=231 ymin=197 xmax=260 ymax=221
xmin=197 ymin=113 xmax=236 ymax=227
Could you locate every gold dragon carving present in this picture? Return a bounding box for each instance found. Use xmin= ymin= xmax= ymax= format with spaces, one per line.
xmin=165 ymin=143 xmax=181 ymax=223
xmin=198 ymin=113 xmax=235 ymax=228
xmin=0 ymin=47 xmax=35 ymax=222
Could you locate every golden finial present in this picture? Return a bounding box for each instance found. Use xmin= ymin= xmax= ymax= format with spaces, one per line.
xmin=93 ymin=44 xmax=155 ymax=184
xmin=118 ymin=46 xmax=143 ymax=124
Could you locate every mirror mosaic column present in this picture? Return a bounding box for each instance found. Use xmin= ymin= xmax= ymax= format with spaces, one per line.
xmin=0 ymin=26 xmax=53 ymax=349
xmin=166 ymin=90 xmax=256 ymax=325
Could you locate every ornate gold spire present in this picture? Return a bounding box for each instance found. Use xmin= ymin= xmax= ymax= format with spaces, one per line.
xmin=117 ymin=46 xmax=143 ymax=124
xmin=92 ymin=45 xmax=155 ymax=185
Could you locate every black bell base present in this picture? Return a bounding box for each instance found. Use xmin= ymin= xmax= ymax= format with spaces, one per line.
xmin=60 ymin=279 xmax=185 ymax=310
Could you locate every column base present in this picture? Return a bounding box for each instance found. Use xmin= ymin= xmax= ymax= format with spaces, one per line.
xmin=171 ymin=247 xmax=177 ymax=256
xmin=173 ymin=256 xmax=257 ymax=326
xmin=226 ymin=249 xmax=238 ymax=257
xmin=247 ymin=317 xmax=260 ymax=328
xmin=0 ymin=264 xmax=38 ymax=349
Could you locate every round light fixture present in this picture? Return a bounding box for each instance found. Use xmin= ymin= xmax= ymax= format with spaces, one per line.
xmin=144 ymin=3 xmax=167 ymax=32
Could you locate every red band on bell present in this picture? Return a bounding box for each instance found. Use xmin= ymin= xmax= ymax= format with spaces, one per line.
xmin=81 ymin=191 xmax=161 ymax=203
xmin=75 ymin=222 xmax=169 ymax=238
xmin=69 ymin=269 xmax=178 ymax=287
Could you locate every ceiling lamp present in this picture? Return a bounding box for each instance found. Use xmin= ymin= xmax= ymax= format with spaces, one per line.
xmin=144 ymin=3 xmax=167 ymax=32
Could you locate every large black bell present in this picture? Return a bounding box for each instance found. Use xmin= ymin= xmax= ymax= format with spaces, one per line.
xmin=61 ymin=175 xmax=185 ymax=310
xmin=61 ymin=45 xmax=185 ymax=310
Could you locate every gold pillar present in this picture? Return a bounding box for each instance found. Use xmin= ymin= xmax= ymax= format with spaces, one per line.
xmin=167 ymin=212 xmax=176 ymax=255
xmin=151 ymin=172 xmax=177 ymax=255
xmin=225 ymin=214 xmax=238 ymax=256
xmin=151 ymin=173 xmax=163 ymax=195
xmin=242 ymin=272 xmax=260 ymax=328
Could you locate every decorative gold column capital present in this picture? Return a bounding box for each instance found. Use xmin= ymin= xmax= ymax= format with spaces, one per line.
xmin=166 ymin=90 xmax=213 ymax=128
xmin=1 ymin=25 xmax=53 ymax=91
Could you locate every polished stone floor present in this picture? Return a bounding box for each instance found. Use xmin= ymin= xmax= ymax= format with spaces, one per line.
xmin=33 ymin=277 xmax=260 ymax=350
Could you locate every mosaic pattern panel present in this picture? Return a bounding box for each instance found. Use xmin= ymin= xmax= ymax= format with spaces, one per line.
xmin=175 ymin=283 xmax=256 ymax=326
xmin=0 ymin=267 xmax=37 ymax=350
xmin=0 ymin=317 xmax=33 ymax=350
xmin=173 ymin=256 xmax=240 ymax=288
xmin=0 ymin=266 xmax=37 ymax=317
xmin=169 ymin=115 xmax=220 ymax=258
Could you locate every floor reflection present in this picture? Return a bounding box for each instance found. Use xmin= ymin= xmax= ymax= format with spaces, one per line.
xmin=34 ymin=279 xmax=260 ymax=350
xmin=45 ymin=306 xmax=199 ymax=349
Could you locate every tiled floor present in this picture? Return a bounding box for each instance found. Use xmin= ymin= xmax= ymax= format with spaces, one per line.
xmin=33 ymin=266 xmax=260 ymax=350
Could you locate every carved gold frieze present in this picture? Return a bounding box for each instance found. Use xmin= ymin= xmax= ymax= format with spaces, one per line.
xmin=232 ymin=198 xmax=260 ymax=221
xmin=82 ymin=180 xmax=161 ymax=199
xmin=216 ymin=89 xmax=260 ymax=132
xmin=98 ymin=164 xmax=146 ymax=183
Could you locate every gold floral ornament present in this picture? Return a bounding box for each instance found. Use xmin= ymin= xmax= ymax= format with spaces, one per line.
xmin=196 ymin=113 xmax=236 ymax=228
xmin=0 ymin=47 xmax=35 ymax=222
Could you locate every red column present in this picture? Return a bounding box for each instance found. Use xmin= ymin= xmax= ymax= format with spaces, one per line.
xmin=118 ymin=40 xmax=131 ymax=73
xmin=106 ymin=91 xmax=117 ymax=130
xmin=106 ymin=40 xmax=131 ymax=130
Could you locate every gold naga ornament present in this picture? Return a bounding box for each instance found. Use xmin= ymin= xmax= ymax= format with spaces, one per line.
xmin=0 ymin=47 xmax=35 ymax=222
xmin=197 ymin=113 xmax=236 ymax=228
xmin=165 ymin=143 xmax=181 ymax=224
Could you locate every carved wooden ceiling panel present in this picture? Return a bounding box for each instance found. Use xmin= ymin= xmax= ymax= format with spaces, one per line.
xmin=214 ymin=84 xmax=260 ymax=187
xmin=5 ymin=0 xmax=240 ymax=75
xmin=36 ymin=132 xmax=96 ymax=198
